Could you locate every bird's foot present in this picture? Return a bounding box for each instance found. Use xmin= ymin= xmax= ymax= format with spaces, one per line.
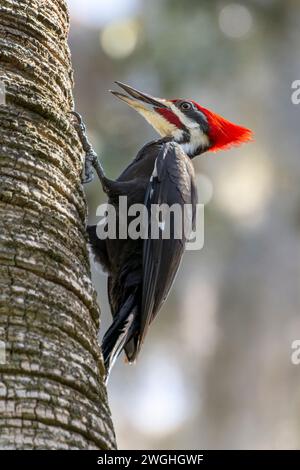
xmin=82 ymin=149 xmax=97 ymax=184
xmin=70 ymin=111 xmax=98 ymax=184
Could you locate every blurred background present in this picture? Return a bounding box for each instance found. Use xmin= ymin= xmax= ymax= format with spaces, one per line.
xmin=67 ymin=0 xmax=300 ymax=449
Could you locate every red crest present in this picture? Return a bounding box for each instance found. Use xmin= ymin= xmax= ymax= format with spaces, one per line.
xmin=193 ymin=102 xmax=253 ymax=152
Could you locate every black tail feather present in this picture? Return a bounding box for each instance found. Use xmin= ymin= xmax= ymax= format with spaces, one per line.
xmin=102 ymin=293 xmax=138 ymax=381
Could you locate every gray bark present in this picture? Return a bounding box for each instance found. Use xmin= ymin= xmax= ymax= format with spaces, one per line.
xmin=0 ymin=0 xmax=116 ymax=449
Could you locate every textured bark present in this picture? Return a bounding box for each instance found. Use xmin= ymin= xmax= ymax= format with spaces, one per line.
xmin=0 ymin=0 xmax=116 ymax=449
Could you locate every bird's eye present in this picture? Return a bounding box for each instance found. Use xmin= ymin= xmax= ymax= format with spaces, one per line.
xmin=180 ymin=101 xmax=192 ymax=111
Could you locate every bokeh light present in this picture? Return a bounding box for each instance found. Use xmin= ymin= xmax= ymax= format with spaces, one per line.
xmin=129 ymin=353 xmax=191 ymax=436
xmin=214 ymin=151 xmax=273 ymax=224
xmin=100 ymin=19 xmax=140 ymax=59
xmin=219 ymin=3 xmax=253 ymax=39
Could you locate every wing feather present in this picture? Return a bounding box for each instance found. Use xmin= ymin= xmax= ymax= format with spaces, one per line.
xmin=138 ymin=142 xmax=196 ymax=350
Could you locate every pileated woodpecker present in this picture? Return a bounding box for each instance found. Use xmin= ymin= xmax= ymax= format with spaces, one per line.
xmin=72 ymin=82 xmax=252 ymax=380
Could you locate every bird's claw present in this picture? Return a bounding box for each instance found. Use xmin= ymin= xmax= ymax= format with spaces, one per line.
xmin=70 ymin=110 xmax=95 ymax=184
xmin=82 ymin=150 xmax=97 ymax=184
xmin=70 ymin=111 xmax=87 ymax=140
xmin=70 ymin=110 xmax=85 ymax=128
xmin=82 ymin=167 xmax=94 ymax=184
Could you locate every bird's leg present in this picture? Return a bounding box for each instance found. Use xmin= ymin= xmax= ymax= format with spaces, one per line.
xmin=70 ymin=111 xmax=110 ymax=191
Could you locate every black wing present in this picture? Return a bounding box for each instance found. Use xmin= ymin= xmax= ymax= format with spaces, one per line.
xmin=138 ymin=141 xmax=197 ymax=350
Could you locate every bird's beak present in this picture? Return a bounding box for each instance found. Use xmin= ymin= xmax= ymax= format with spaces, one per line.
xmin=110 ymin=81 xmax=170 ymax=111
xmin=110 ymin=82 xmax=179 ymax=138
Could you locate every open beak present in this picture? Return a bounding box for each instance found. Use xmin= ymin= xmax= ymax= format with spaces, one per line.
xmin=110 ymin=82 xmax=179 ymax=138
xmin=110 ymin=81 xmax=170 ymax=111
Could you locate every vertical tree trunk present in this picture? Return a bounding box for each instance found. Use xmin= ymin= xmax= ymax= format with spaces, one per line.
xmin=0 ymin=0 xmax=116 ymax=449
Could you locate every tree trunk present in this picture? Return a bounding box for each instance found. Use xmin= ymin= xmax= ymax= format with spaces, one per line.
xmin=0 ymin=0 xmax=116 ymax=449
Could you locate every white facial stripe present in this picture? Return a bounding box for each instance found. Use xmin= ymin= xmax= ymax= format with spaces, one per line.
xmin=180 ymin=127 xmax=209 ymax=156
xmin=170 ymin=104 xmax=198 ymax=129
xmin=171 ymin=103 xmax=207 ymax=129
xmin=170 ymin=103 xmax=209 ymax=154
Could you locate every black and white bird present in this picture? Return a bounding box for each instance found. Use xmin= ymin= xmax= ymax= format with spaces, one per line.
xmin=72 ymin=82 xmax=252 ymax=380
